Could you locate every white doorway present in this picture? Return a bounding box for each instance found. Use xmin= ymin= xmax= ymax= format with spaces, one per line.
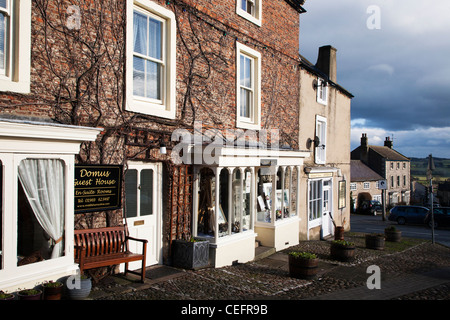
xmin=124 ymin=162 xmax=162 ymax=269
xmin=321 ymin=179 xmax=333 ymax=238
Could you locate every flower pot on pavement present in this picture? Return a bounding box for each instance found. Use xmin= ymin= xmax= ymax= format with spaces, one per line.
xmin=334 ymin=226 xmax=345 ymax=240
xmin=172 ymin=238 xmax=210 ymax=270
xmin=43 ymin=281 xmax=64 ymax=300
xmin=330 ymin=240 xmax=355 ymax=262
xmin=385 ymin=227 xmax=402 ymax=242
xmin=288 ymin=252 xmax=319 ymax=280
xmin=365 ymin=234 xmax=385 ymax=250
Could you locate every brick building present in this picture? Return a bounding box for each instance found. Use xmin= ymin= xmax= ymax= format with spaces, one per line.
xmin=0 ymin=0 xmax=352 ymax=291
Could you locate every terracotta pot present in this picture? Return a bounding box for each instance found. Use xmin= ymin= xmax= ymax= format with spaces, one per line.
xmin=18 ymin=289 xmax=42 ymax=300
xmin=288 ymin=255 xmax=319 ymax=280
xmin=43 ymin=282 xmax=64 ymax=300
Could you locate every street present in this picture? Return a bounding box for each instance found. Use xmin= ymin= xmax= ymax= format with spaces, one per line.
xmin=350 ymin=213 xmax=450 ymax=247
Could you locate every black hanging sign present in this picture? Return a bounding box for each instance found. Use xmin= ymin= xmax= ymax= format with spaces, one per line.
xmin=74 ymin=164 xmax=123 ymax=213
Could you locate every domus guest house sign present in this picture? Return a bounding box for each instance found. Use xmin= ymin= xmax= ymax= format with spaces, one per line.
xmin=74 ymin=165 xmax=123 ymax=213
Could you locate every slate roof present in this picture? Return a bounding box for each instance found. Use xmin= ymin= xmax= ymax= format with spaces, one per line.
xmin=352 ymin=145 xmax=410 ymax=162
xmin=351 ymin=160 xmax=384 ymax=182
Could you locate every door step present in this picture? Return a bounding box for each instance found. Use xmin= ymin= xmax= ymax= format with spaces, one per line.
xmin=254 ymin=246 xmax=276 ymax=261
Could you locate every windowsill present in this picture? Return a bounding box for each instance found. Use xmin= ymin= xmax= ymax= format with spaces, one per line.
xmin=255 ymin=215 xmax=300 ymax=228
xmin=125 ymin=97 xmax=176 ymax=120
xmin=236 ymin=9 xmax=261 ymax=27
xmin=198 ymin=230 xmax=256 ymax=247
xmin=236 ymin=118 xmax=261 ymax=131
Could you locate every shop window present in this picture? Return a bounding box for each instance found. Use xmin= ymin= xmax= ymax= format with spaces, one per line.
xmin=242 ymin=168 xmax=252 ymax=231
xmin=17 ymin=159 xmax=66 ymax=266
xmin=257 ymin=167 xmax=273 ymax=223
xmin=309 ymin=180 xmax=322 ymax=221
xmin=290 ymin=167 xmax=298 ymax=218
xmin=197 ymin=168 xmax=215 ymax=237
xmin=125 ymin=168 xmax=154 ymax=218
xmin=219 ymin=168 xmax=229 ymax=237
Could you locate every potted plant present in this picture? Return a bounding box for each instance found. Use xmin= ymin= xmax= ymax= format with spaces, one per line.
xmin=0 ymin=291 xmax=15 ymax=300
xmin=172 ymin=237 xmax=210 ymax=270
xmin=365 ymin=233 xmax=385 ymax=250
xmin=42 ymin=280 xmax=64 ymax=300
xmin=385 ymin=226 xmax=402 ymax=242
xmin=18 ymin=288 xmax=42 ymax=300
xmin=330 ymin=240 xmax=355 ymax=262
xmin=66 ymin=274 xmax=92 ymax=300
xmin=288 ymin=251 xmax=319 ymax=279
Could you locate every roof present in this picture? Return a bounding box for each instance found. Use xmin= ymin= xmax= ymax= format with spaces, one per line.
xmin=299 ymin=53 xmax=354 ymax=98
xmin=368 ymin=145 xmax=410 ymax=161
xmin=284 ymin=0 xmax=307 ymax=13
xmin=351 ymin=160 xmax=384 ymax=182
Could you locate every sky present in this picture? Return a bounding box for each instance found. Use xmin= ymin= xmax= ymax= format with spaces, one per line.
xmin=299 ymin=0 xmax=450 ymax=158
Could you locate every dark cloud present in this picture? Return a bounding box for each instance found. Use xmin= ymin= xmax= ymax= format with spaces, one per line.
xmin=300 ymin=0 xmax=450 ymax=157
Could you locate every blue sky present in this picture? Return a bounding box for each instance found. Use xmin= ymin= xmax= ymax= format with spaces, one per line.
xmin=299 ymin=0 xmax=450 ymax=158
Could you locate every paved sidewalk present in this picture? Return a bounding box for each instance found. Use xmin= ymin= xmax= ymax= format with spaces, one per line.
xmin=308 ymin=267 xmax=450 ymax=300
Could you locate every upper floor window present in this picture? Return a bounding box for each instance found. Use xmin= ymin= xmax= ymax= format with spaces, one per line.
xmin=236 ymin=42 xmax=261 ymax=130
xmin=364 ymin=182 xmax=370 ymax=189
xmin=0 ymin=0 xmax=31 ymax=94
xmin=315 ymin=115 xmax=327 ymax=164
xmin=126 ymin=0 xmax=176 ymax=119
xmin=316 ymin=78 xmax=328 ymax=105
xmin=236 ymin=0 xmax=262 ymax=26
xmin=350 ymin=183 xmax=357 ymax=191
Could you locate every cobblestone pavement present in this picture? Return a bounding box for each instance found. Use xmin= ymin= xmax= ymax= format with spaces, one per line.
xmin=91 ymin=233 xmax=450 ymax=301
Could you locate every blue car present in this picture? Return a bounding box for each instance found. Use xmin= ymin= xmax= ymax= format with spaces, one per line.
xmin=424 ymin=207 xmax=450 ymax=228
xmin=388 ymin=205 xmax=429 ymax=225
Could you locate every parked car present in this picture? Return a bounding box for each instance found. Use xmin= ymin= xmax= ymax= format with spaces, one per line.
xmin=388 ymin=205 xmax=429 ymax=225
xmin=424 ymin=207 xmax=450 ymax=228
xmin=358 ymin=200 xmax=382 ymax=215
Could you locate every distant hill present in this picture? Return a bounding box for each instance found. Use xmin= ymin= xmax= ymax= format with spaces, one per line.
xmin=410 ymin=157 xmax=450 ymax=181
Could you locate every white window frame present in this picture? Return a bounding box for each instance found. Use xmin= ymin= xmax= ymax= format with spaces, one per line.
xmin=308 ymin=179 xmax=322 ymax=228
xmin=316 ymin=78 xmax=328 ymax=105
xmin=364 ymin=182 xmax=370 ymax=189
xmin=315 ymin=115 xmax=327 ymax=164
xmin=350 ymin=183 xmax=357 ymax=191
xmin=236 ymin=0 xmax=262 ymax=27
xmin=236 ymin=42 xmax=261 ymax=130
xmin=126 ymin=0 xmax=176 ymax=119
xmin=0 ymin=0 xmax=31 ymax=94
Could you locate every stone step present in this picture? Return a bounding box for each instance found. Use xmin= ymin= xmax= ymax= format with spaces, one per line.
xmin=254 ymin=246 xmax=276 ymax=261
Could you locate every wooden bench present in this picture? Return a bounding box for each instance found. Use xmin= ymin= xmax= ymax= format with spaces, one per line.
xmin=74 ymin=226 xmax=148 ymax=283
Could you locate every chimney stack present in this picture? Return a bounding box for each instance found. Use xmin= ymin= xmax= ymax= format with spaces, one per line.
xmin=384 ymin=137 xmax=393 ymax=149
xmin=360 ymin=133 xmax=369 ymax=164
xmin=316 ymin=45 xmax=337 ymax=83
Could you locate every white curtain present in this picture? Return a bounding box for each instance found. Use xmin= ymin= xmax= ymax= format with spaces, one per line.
xmin=18 ymin=159 xmax=65 ymax=259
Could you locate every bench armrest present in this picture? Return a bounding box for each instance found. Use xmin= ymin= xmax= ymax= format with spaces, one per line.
xmin=126 ymin=236 xmax=148 ymax=257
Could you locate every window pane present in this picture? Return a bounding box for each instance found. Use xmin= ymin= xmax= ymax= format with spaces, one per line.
xmin=257 ymin=168 xmax=273 ymax=223
xmin=240 ymin=88 xmax=251 ymax=118
xmin=148 ymin=17 xmax=162 ymax=60
xmin=240 ymin=55 xmax=252 ymax=88
xmin=243 ymin=169 xmax=251 ymax=231
xmin=140 ymin=169 xmax=153 ymax=216
xmin=125 ymin=169 xmax=137 ymax=218
xmin=146 ymin=60 xmax=161 ymax=100
xmin=133 ymin=11 xmax=147 ymax=55
xmin=290 ymin=167 xmax=298 ymax=217
xmin=232 ymin=169 xmax=241 ymax=233
xmin=197 ymin=168 xmax=215 ymax=237
xmin=0 ymin=13 xmax=5 ymax=72
xmin=219 ymin=169 xmax=229 ymax=237
xmin=133 ymin=56 xmax=145 ymax=97
xmin=17 ymin=159 xmax=65 ymax=266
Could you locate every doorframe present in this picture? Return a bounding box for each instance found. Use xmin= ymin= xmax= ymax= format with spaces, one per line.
xmin=123 ymin=161 xmax=163 ymax=266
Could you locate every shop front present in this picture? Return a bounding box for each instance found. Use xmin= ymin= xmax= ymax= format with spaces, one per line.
xmin=0 ymin=118 xmax=101 ymax=291
xmin=189 ymin=145 xmax=309 ymax=268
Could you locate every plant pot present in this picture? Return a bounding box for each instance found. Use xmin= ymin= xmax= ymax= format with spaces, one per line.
xmin=288 ymin=255 xmax=319 ymax=280
xmin=0 ymin=293 xmax=15 ymax=300
xmin=172 ymin=239 xmax=210 ymax=270
xmin=330 ymin=241 xmax=355 ymax=262
xmin=385 ymin=229 xmax=402 ymax=242
xmin=43 ymin=282 xmax=64 ymax=300
xmin=66 ymin=277 xmax=92 ymax=300
xmin=365 ymin=234 xmax=385 ymax=250
xmin=334 ymin=226 xmax=345 ymax=240
xmin=18 ymin=289 xmax=42 ymax=300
